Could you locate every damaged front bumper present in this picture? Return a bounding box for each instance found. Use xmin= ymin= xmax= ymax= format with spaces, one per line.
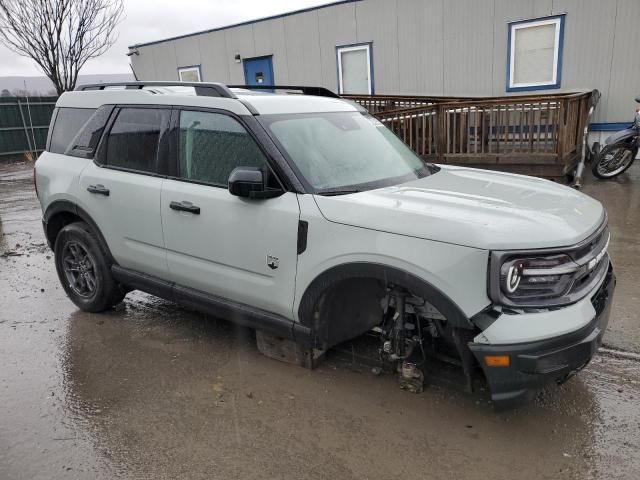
xmin=468 ymin=264 xmax=616 ymax=409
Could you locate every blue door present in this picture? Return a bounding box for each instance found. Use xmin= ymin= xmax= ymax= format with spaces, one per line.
xmin=243 ymin=56 xmax=274 ymax=90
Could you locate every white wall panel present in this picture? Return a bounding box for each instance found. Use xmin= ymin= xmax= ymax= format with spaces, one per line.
xmin=130 ymin=0 xmax=635 ymax=123
xmin=283 ymin=11 xmax=322 ymax=85
xmin=318 ymin=2 xmax=358 ymax=90
xmin=397 ymin=0 xmax=444 ymax=95
xmin=198 ymin=31 xmax=231 ymax=83
xmin=355 ymin=0 xmax=399 ymax=93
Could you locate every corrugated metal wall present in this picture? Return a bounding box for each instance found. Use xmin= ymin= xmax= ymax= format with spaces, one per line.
xmin=0 ymin=97 xmax=56 ymax=162
xmin=130 ymin=0 xmax=640 ymax=124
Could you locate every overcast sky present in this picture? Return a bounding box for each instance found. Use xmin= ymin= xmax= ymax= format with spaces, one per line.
xmin=0 ymin=0 xmax=336 ymax=76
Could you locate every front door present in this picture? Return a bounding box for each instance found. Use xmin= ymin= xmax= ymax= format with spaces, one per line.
xmin=243 ymin=56 xmax=274 ymax=89
xmin=160 ymin=108 xmax=300 ymax=319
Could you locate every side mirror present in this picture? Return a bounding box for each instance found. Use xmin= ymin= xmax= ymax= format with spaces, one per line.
xmin=635 ymin=95 xmax=640 ymax=104
xmin=228 ymin=167 xmax=283 ymax=199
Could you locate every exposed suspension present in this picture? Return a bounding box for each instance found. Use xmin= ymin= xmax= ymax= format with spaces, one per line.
xmin=379 ymin=286 xmax=425 ymax=393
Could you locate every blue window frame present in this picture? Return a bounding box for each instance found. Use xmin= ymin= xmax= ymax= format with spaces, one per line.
xmin=506 ymin=15 xmax=565 ymax=92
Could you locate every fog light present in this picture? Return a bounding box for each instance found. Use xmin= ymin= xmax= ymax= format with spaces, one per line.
xmin=484 ymin=355 xmax=511 ymax=367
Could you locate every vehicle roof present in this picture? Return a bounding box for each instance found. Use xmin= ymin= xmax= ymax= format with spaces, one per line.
xmin=234 ymin=90 xmax=359 ymax=114
xmin=56 ymin=86 xmax=360 ymax=115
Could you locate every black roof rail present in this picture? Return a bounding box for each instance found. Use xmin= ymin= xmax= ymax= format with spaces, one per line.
xmin=74 ymin=81 xmax=237 ymax=99
xmin=228 ymin=85 xmax=340 ymax=98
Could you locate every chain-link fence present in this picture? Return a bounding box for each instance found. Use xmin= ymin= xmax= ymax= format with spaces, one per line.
xmin=0 ymin=96 xmax=57 ymax=162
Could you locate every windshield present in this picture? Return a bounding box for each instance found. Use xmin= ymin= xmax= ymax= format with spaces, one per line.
xmin=261 ymin=112 xmax=433 ymax=193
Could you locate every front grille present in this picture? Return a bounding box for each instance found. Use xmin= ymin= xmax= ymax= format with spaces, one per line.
xmin=590 ymin=266 xmax=613 ymax=316
xmin=565 ymin=225 xmax=610 ymax=301
xmin=571 ymin=225 xmax=608 ymax=261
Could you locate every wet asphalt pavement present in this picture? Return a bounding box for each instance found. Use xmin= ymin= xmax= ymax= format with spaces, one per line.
xmin=1 ymin=161 xmax=639 ymax=479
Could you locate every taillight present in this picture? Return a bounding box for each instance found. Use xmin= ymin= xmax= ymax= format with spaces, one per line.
xmin=33 ymin=166 xmax=39 ymax=198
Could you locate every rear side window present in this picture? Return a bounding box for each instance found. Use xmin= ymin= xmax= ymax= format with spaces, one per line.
xmin=65 ymin=105 xmax=114 ymax=159
xmin=105 ymin=108 xmax=169 ymax=173
xmin=48 ymin=108 xmax=95 ymax=154
xmin=178 ymin=110 xmax=267 ymax=186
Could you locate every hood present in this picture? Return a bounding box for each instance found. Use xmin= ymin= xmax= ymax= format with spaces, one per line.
xmin=313 ymin=166 xmax=605 ymax=250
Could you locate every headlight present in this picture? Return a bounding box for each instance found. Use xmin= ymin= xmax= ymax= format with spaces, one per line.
xmin=489 ymin=222 xmax=611 ymax=308
xmin=634 ymin=110 xmax=640 ymax=128
xmin=499 ymin=254 xmax=577 ymax=301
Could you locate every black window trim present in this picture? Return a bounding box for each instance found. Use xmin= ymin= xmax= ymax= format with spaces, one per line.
xmin=94 ymin=104 xmax=171 ymax=179
xmin=89 ymin=103 xmax=308 ymax=193
xmin=166 ymin=106 xmax=289 ymax=191
xmin=45 ymin=107 xmax=59 ymax=152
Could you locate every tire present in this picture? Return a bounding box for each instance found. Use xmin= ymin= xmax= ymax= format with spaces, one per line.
xmin=54 ymin=221 xmax=125 ymax=312
xmin=592 ymin=142 xmax=638 ymax=179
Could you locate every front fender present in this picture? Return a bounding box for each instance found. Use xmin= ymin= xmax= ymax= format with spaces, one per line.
xmin=298 ymin=261 xmax=473 ymax=329
xmin=605 ymin=127 xmax=636 ymax=145
xmin=294 ymin=195 xmax=492 ymax=342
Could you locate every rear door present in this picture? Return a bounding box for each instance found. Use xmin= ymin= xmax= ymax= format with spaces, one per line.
xmin=77 ymin=106 xmax=170 ymax=279
xmin=160 ymin=108 xmax=300 ymax=319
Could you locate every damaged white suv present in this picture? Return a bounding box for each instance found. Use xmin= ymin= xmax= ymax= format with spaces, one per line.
xmin=35 ymin=82 xmax=615 ymax=408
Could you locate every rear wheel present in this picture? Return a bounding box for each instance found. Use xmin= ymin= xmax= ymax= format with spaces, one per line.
xmin=54 ymin=221 xmax=125 ymax=312
xmin=592 ymin=142 xmax=637 ymax=179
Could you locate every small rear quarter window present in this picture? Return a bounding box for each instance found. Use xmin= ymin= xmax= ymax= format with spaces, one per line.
xmin=48 ymin=107 xmax=95 ymax=154
xmin=65 ymin=105 xmax=114 ymax=158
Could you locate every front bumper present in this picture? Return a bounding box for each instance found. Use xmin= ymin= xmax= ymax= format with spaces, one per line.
xmin=469 ymin=265 xmax=616 ymax=409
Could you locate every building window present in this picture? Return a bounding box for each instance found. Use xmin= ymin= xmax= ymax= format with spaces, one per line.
xmin=507 ymin=15 xmax=564 ymax=92
xmin=177 ymin=65 xmax=202 ymax=82
xmin=336 ymin=43 xmax=373 ymax=95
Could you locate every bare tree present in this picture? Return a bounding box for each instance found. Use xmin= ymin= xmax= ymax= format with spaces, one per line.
xmin=0 ymin=0 xmax=124 ymax=95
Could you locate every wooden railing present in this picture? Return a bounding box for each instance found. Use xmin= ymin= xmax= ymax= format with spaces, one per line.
xmin=344 ymin=91 xmax=596 ymax=179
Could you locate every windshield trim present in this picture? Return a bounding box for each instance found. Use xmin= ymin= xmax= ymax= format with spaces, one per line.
xmin=257 ymin=111 xmax=436 ymax=195
xmin=315 ymin=164 xmax=435 ymax=196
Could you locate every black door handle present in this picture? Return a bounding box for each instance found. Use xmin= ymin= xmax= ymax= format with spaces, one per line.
xmin=87 ymin=184 xmax=110 ymax=196
xmin=170 ymin=201 xmax=200 ymax=214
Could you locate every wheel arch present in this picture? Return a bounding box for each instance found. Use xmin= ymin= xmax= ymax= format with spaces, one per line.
xmin=43 ymin=200 xmax=115 ymax=264
xmin=296 ymin=262 xmax=473 ymax=349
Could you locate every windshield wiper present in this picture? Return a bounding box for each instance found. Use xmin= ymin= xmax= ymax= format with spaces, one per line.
xmin=317 ymin=188 xmax=362 ymax=196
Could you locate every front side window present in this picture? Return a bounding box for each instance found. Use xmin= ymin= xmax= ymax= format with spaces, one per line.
xmin=105 ymin=108 xmax=169 ymax=173
xmin=262 ymin=112 xmax=431 ymax=193
xmin=178 ymin=110 xmax=267 ymax=186
xmin=507 ymin=15 xmax=564 ymax=91
xmin=48 ymin=107 xmax=95 ymax=154
xmin=336 ymin=43 xmax=373 ymax=95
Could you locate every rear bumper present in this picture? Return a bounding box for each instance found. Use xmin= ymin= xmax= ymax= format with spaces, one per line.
xmin=469 ymin=265 xmax=615 ymax=409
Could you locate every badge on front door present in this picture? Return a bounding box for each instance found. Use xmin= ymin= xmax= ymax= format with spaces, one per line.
xmin=266 ymin=254 xmax=279 ymax=270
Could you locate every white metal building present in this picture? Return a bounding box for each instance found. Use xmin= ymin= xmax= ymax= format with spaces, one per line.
xmin=128 ymin=0 xmax=640 ymax=135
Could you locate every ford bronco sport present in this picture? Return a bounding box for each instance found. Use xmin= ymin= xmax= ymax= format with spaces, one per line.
xmin=35 ymin=82 xmax=615 ymax=408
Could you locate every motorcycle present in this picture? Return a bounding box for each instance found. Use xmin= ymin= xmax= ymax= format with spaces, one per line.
xmin=592 ymin=95 xmax=640 ymax=179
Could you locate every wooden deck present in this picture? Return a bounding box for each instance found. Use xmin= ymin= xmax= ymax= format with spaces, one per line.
xmin=344 ymin=91 xmax=598 ymax=181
